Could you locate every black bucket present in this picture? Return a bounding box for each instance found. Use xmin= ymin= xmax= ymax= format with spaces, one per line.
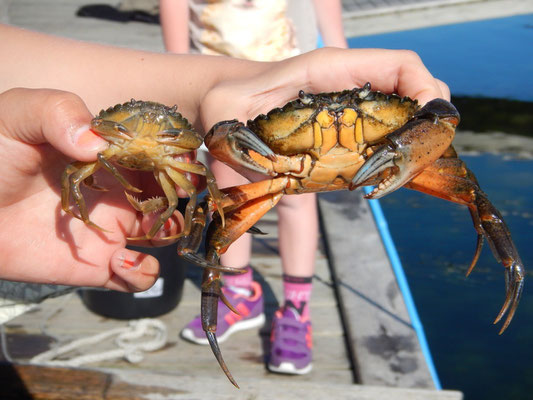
xmin=80 ymin=245 xmax=187 ymax=319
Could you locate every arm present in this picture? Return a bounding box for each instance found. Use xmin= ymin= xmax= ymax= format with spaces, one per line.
xmin=0 ymin=24 xmax=262 ymax=129
xmin=0 ymin=24 xmax=267 ymax=290
xmin=159 ymin=0 xmax=190 ymax=53
xmin=0 ymin=24 xmax=448 ymax=290
xmin=312 ymin=0 xmax=348 ymax=48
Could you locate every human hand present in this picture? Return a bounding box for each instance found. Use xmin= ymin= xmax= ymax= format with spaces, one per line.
xmin=200 ymin=47 xmax=450 ymax=130
xmin=0 ymin=88 xmax=194 ymax=291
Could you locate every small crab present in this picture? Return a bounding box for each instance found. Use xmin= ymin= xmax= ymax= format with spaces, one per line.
xmin=61 ymin=99 xmax=225 ymax=241
xmin=177 ymin=84 xmax=524 ymax=387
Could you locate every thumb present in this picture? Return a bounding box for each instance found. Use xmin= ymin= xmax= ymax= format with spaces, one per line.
xmin=0 ymin=88 xmax=107 ymax=161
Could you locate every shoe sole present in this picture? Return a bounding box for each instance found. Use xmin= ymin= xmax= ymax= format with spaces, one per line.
xmin=268 ymin=361 xmax=313 ymax=375
xmin=181 ymin=313 xmax=265 ymax=345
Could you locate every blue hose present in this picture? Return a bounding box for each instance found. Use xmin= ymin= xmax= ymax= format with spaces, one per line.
xmin=364 ymin=186 xmax=442 ymax=390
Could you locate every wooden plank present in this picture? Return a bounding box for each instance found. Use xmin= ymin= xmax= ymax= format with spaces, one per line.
xmin=342 ymin=0 xmax=533 ymax=38
xmin=0 ymin=363 xmax=462 ymax=400
xmin=4 ymin=204 xmax=352 ymax=386
xmin=318 ymin=189 xmax=436 ymax=388
xmin=0 ymin=363 xmax=179 ymax=400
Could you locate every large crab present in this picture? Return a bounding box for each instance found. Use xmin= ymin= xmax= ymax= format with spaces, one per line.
xmin=61 ymin=99 xmax=231 ymax=244
xmin=177 ymin=83 xmax=524 ymax=387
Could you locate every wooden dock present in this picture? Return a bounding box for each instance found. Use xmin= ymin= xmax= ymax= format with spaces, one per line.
xmin=0 ymin=208 xmax=350 ymax=381
xmin=342 ymin=0 xmax=533 ymax=38
xmin=1 ymin=204 xmax=462 ymax=399
xmin=319 ymin=189 xmax=436 ymax=388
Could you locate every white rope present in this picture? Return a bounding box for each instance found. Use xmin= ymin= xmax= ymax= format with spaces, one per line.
xmin=0 ymin=298 xmax=36 ymax=325
xmin=30 ymin=318 xmax=168 ymax=367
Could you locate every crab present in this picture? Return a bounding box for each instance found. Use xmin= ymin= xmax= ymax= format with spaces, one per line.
xmin=177 ymin=83 xmax=525 ymax=387
xmin=61 ymin=99 xmax=229 ymax=243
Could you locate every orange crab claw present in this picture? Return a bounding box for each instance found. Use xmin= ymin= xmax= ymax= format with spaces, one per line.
xmin=405 ymin=155 xmax=525 ymax=335
xmin=351 ymin=98 xmax=460 ymax=197
xmin=470 ymin=192 xmax=524 ymax=334
xmin=204 ymin=120 xmax=277 ymax=177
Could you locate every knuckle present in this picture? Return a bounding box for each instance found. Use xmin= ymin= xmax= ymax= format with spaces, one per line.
xmin=399 ymin=49 xmax=422 ymax=64
xmin=43 ymin=89 xmax=84 ymax=117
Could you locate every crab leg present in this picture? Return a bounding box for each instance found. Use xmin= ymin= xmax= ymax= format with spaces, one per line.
xmin=96 ymin=153 xmax=142 ymax=193
xmin=127 ymin=170 xmax=182 ymax=240
xmin=166 ymin=167 xmax=198 ymax=236
xmin=124 ymin=193 xmax=167 ymax=214
xmin=404 ymin=157 xmax=524 ymax=333
xmin=61 ymin=161 xmax=110 ymax=232
xmin=177 ymin=177 xmax=289 ymax=272
xmin=165 ymin=160 xmax=226 ymax=227
xmin=175 ymin=203 xmax=247 ymax=274
xmin=62 ymin=145 xmax=143 ymax=231
xmin=179 ymin=178 xmax=289 ymax=387
xmin=200 ymin=190 xmax=284 ymax=388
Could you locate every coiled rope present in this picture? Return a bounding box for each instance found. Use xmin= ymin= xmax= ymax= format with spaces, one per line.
xmin=30 ymin=318 xmax=168 ymax=367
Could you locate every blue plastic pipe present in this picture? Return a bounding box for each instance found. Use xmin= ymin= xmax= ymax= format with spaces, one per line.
xmin=364 ymin=186 xmax=442 ymax=390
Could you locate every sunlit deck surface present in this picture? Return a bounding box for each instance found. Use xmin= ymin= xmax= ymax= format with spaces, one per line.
xmin=1 ymin=204 xmax=461 ymax=399
xmin=1 ymin=0 xmax=530 ymax=398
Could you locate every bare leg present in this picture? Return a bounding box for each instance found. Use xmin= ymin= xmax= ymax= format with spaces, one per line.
xmin=269 ymin=193 xmax=317 ymax=376
xmin=276 ymin=193 xmax=318 ymax=277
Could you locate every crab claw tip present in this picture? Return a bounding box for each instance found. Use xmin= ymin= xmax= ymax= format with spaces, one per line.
xmin=206 ymin=331 xmax=239 ymax=388
xmin=351 ymin=144 xmax=401 ymax=197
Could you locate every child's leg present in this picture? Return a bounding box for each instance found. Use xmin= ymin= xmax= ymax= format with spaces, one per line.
xmin=277 ymin=192 xmax=318 ymax=315
xmin=268 ymin=193 xmax=318 ymax=375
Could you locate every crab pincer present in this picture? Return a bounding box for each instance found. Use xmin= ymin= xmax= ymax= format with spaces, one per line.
xmin=351 ymin=97 xmax=524 ymax=333
xmin=350 ymin=98 xmax=460 ymax=196
xmin=204 ymin=119 xmax=278 ymax=177
xmin=175 ymin=203 xmax=246 ymax=388
xmin=468 ymin=188 xmax=524 ymax=333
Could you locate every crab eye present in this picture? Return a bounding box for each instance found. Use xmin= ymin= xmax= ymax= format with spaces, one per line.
xmin=91 ymin=117 xmax=103 ymax=127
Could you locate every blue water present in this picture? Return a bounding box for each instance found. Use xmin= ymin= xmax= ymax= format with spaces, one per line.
xmin=348 ymin=14 xmax=533 ymax=101
xmin=380 ymin=155 xmax=533 ymax=400
xmin=349 ymin=14 xmax=533 ymax=400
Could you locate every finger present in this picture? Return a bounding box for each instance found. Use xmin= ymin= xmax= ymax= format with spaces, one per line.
xmin=303 ymin=48 xmax=443 ymax=104
xmin=106 ymin=247 xmax=160 ymax=292
xmin=125 ymin=209 xmax=185 ymax=247
xmin=388 ymin=50 xmax=446 ymax=104
xmin=347 ymin=49 xmax=442 ymax=102
xmin=136 ymin=161 xmax=206 ymax=199
xmin=0 ymin=88 xmax=107 ymax=161
xmin=435 ymin=79 xmax=451 ymax=101
xmin=143 ymin=210 xmax=185 ymax=246
xmin=209 ymin=48 xmax=448 ymax=126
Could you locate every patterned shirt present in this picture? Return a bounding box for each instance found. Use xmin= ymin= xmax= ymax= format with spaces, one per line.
xmin=188 ymin=0 xmax=301 ymax=61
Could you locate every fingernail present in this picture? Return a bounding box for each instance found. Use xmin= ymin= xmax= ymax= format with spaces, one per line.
xmin=71 ymin=124 xmax=107 ymax=151
xmin=118 ymin=251 xmax=141 ymax=271
xmin=153 ymin=218 xmax=174 ymax=240
xmin=163 ymin=218 xmax=173 ymax=232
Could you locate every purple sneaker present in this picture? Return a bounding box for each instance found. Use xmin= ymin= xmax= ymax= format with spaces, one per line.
xmin=181 ymin=281 xmax=265 ymax=345
xmin=268 ymin=306 xmax=312 ymax=374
